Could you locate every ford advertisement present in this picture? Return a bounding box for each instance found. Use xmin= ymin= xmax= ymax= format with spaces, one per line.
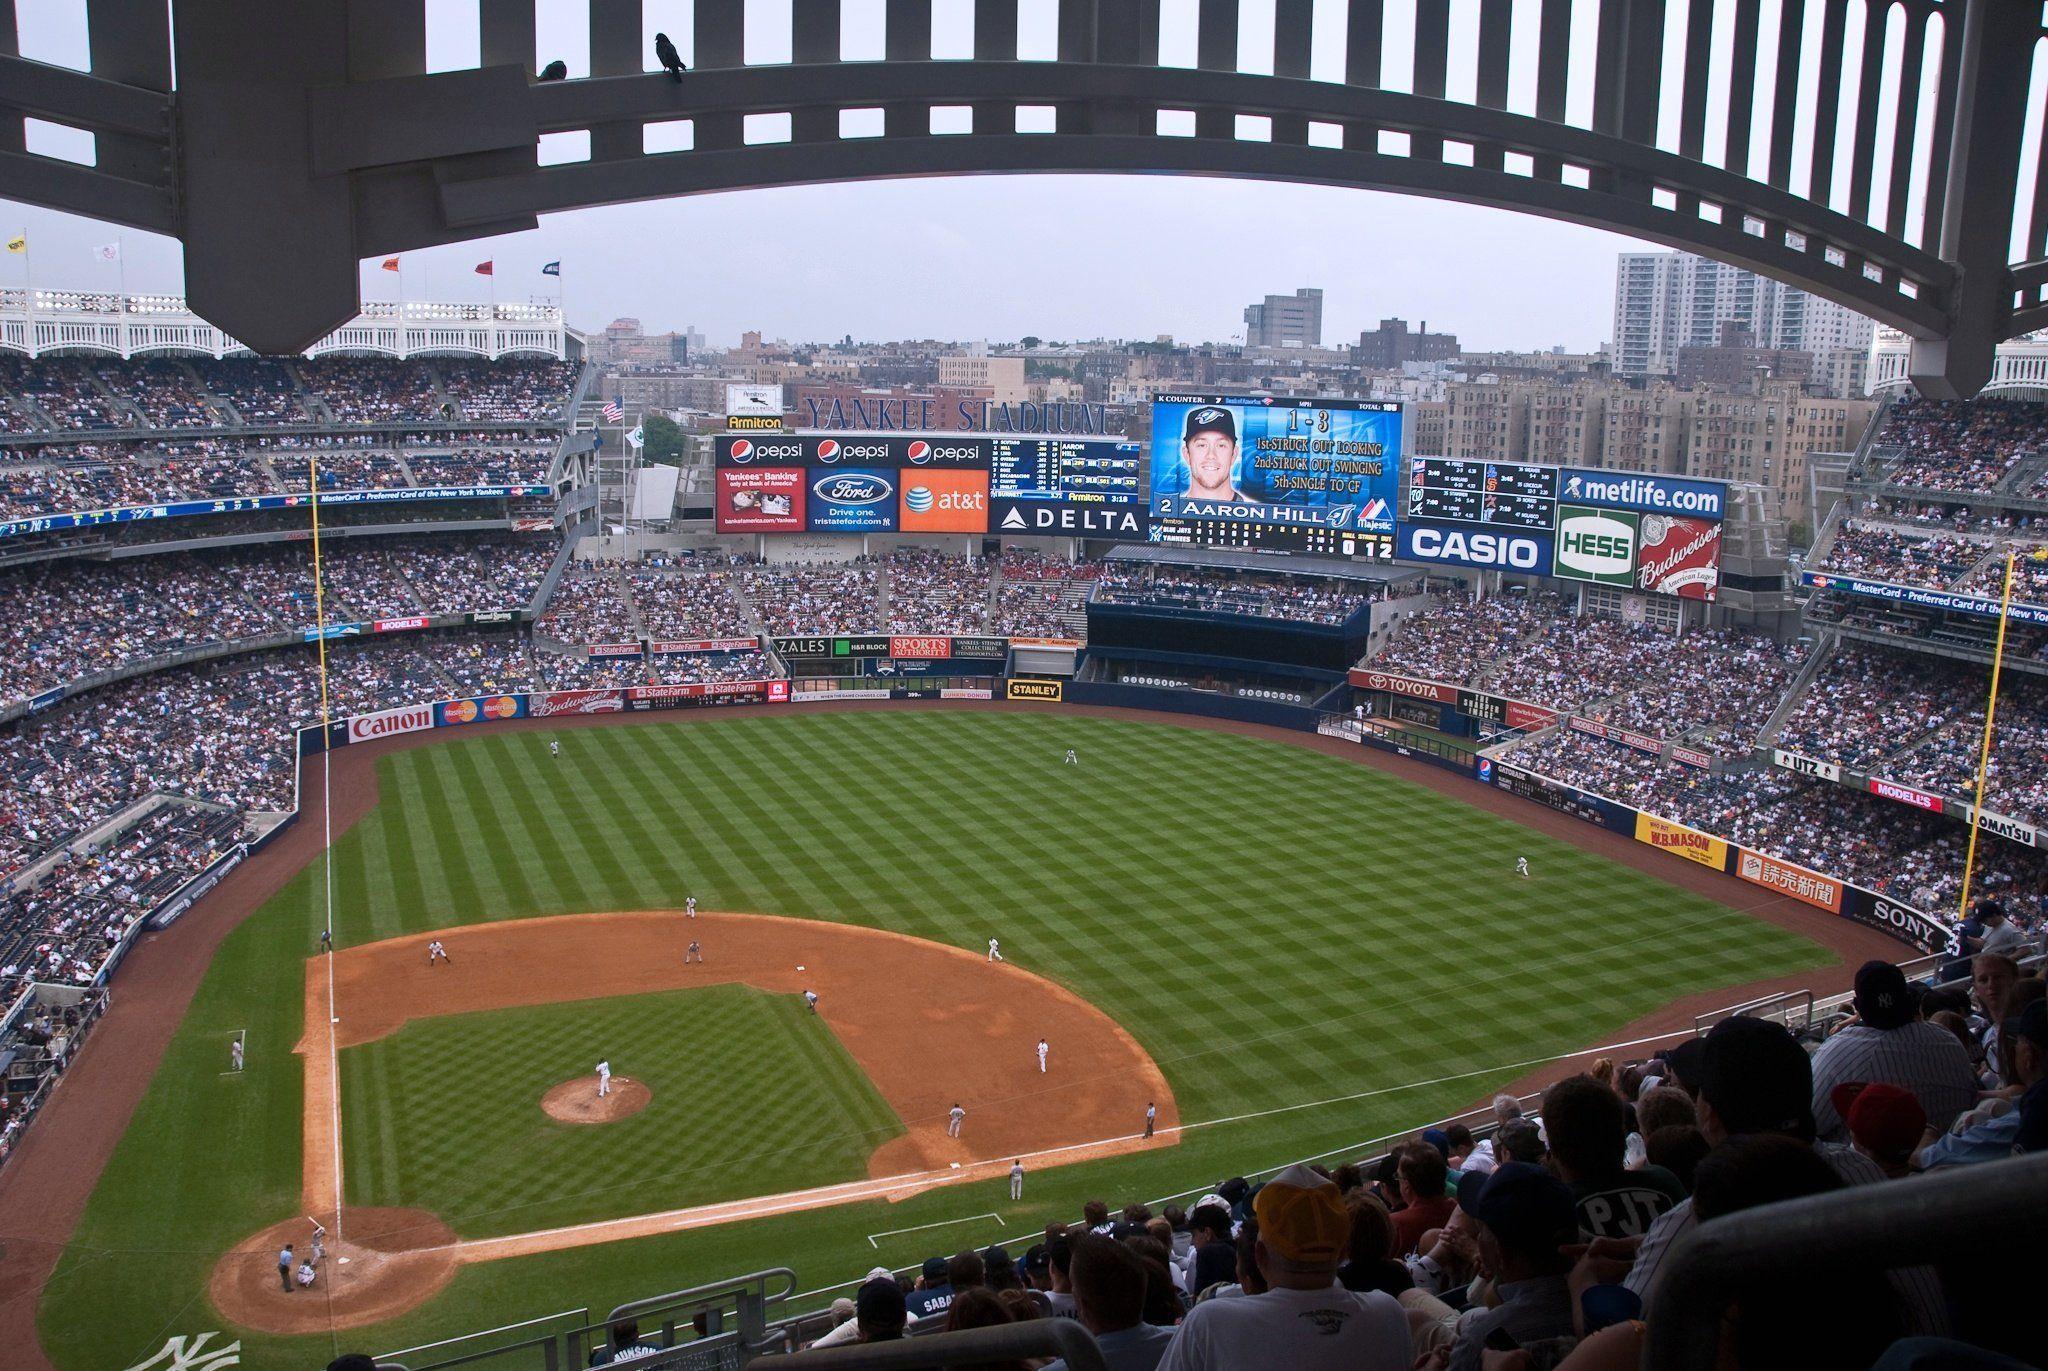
xmin=807 ymin=468 xmax=898 ymax=533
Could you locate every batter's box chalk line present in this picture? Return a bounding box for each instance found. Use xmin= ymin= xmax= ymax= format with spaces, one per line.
xmin=866 ymin=1212 xmax=1004 ymax=1249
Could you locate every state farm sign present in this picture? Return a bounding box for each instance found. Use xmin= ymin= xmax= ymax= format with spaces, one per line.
xmin=348 ymin=704 xmax=434 ymax=742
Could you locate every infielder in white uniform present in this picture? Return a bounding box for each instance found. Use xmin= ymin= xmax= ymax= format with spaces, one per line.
xmin=947 ymin=1103 xmax=966 ymax=1138
xmin=1036 ymin=1038 xmax=1049 ymax=1073
xmin=427 ymin=939 xmax=450 ymax=965
xmin=803 ymin=989 xmax=819 ymax=1013
xmin=685 ymin=940 xmax=703 ymax=964
xmin=1064 ymin=749 xmax=1078 ymax=765
xmin=1516 ymin=857 xmax=1530 ymax=878
xmin=988 ymin=939 xmax=1003 ymax=962
xmin=686 ymin=896 xmax=697 ymax=917
xmin=596 ymin=1059 xmax=612 ymax=1097
xmin=1009 ymin=1159 xmax=1024 ymax=1200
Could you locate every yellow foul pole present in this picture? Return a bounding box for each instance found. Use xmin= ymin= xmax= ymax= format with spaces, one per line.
xmin=1957 ymin=550 xmax=2018 ymax=924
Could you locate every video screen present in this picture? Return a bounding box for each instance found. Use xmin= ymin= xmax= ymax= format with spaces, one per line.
xmin=1149 ymin=395 xmax=1401 ymax=554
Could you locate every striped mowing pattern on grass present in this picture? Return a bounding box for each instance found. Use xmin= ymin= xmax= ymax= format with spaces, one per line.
xmin=341 ymin=988 xmax=903 ymax=1240
xmin=43 ymin=711 xmax=1829 ymax=1371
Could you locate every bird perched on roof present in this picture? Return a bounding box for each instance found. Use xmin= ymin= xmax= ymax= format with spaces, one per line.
xmin=538 ymin=60 xmax=568 ymax=81
xmin=654 ymin=32 xmax=687 ymax=82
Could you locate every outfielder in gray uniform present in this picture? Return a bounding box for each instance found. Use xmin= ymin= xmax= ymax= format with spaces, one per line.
xmin=1009 ymin=1159 xmax=1024 ymax=1200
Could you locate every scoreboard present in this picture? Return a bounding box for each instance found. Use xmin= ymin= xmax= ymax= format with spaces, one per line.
xmin=991 ymin=438 xmax=1143 ymax=502
xmin=1151 ymin=517 xmax=1394 ymax=559
xmin=1406 ymin=459 xmax=1558 ymax=531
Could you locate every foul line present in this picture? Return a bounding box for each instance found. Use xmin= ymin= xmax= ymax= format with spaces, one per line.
xmin=867 ymin=1213 xmax=1003 ymax=1250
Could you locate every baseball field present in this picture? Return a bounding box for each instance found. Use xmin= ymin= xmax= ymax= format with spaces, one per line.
xmin=32 ymin=707 xmax=1848 ymax=1369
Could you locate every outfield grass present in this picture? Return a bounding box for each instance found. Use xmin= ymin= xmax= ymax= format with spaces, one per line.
xmin=341 ymin=988 xmax=904 ymax=1239
xmin=41 ymin=711 xmax=1830 ymax=1370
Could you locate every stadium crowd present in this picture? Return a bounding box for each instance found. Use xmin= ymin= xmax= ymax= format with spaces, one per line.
xmin=885 ymin=549 xmax=994 ymax=635
xmin=1873 ymin=397 xmax=2048 ymax=493
xmin=625 ymin=568 xmax=754 ymax=640
xmin=989 ymin=549 xmax=1094 ymax=639
xmin=537 ymin=570 xmax=638 ymax=644
xmin=747 ymin=559 xmax=883 ymax=635
xmin=1092 ymin=564 xmax=1372 ymax=624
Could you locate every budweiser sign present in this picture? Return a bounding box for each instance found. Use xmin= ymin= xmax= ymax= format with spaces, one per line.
xmin=533 ymin=690 xmax=624 ymax=717
xmin=1869 ymin=777 xmax=1943 ymax=812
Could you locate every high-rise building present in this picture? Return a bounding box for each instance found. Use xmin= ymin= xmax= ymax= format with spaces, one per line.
xmin=1611 ymin=252 xmax=1873 ymax=377
xmin=1354 ymin=317 xmax=1459 ymax=368
xmin=1243 ymin=288 xmax=1323 ymax=348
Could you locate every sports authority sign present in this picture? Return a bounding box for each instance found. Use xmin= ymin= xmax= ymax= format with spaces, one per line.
xmin=1736 ymin=849 xmax=1844 ymax=914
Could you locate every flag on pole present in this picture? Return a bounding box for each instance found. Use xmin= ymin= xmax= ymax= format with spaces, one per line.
xmin=626 ymin=425 xmax=645 ymax=449
xmin=5 ymin=234 xmax=24 ymax=255
xmin=541 ymin=261 xmax=561 ymax=276
xmin=601 ymin=399 xmax=624 ymax=423
xmin=474 ymin=260 xmax=494 ymax=276
xmin=94 ymin=243 xmax=120 ymax=262
xmin=380 ymin=257 xmax=400 ymax=272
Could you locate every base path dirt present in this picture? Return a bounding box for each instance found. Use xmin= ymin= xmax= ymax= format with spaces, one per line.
xmin=207 ymin=1208 xmax=457 ymax=1337
xmin=543 ymin=1075 xmax=652 ymax=1124
xmin=0 ymin=700 xmax=1907 ymax=1369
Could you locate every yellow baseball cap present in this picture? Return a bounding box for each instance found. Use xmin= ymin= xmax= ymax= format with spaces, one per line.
xmin=1252 ymin=1164 xmax=1349 ymax=1263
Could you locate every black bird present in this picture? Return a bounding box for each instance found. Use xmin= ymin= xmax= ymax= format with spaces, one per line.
xmin=654 ymin=32 xmax=687 ymax=82
xmin=538 ymin=60 xmax=567 ymax=81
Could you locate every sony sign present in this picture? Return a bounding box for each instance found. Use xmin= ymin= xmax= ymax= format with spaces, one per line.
xmin=1397 ymin=522 xmax=1550 ymax=571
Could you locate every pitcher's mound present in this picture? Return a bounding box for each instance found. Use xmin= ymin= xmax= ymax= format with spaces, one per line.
xmin=543 ymin=1075 xmax=650 ymax=1124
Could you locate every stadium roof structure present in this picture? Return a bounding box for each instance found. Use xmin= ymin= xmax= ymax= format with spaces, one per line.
xmin=2 ymin=1 xmax=2044 ymax=395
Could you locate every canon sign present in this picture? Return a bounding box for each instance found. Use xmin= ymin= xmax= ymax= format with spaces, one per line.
xmin=348 ymin=705 xmax=434 ymax=742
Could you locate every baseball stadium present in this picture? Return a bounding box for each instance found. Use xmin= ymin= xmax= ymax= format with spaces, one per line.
xmin=4 ymin=5 xmax=2048 ymax=1371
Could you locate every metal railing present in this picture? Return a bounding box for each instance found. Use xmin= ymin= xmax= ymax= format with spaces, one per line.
xmin=767 ymin=1321 xmax=1108 ymax=1371
xmin=1647 ymin=1153 xmax=2048 ymax=1371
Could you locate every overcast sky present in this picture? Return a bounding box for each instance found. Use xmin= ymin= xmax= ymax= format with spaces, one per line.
xmin=10 ymin=0 xmax=1898 ymax=352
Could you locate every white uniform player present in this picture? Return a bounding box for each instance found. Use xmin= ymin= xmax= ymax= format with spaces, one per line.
xmin=1516 ymin=857 xmax=1530 ymax=878
xmin=988 ymin=939 xmax=1003 ymax=962
xmin=1064 ymin=749 xmax=1078 ymax=765
xmin=549 ymin=740 xmax=559 ymax=758
xmin=1036 ymin=1038 xmax=1049 ymax=1073
xmin=427 ymin=939 xmax=450 ymax=964
xmin=947 ymin=1103 xmax=966 ymax=1138
xmin=1010 ymin=1159 xmax=1024 ymax=1200
xmin=686 ymin=896 xmax=697 ymax=917
xmin=310 ymin=1221 xmax=326 ymax=1264
xmin=230 ymin=1038 xmax=244 ymax=1072
xmin=596 ymin=1059 xmax=612 ymax=1097
xmin=804 ymin=989 xmax=819 ymax=1013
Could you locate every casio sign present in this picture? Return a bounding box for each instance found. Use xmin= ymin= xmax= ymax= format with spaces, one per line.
xmin=1406 ymin=526 xmax=1542 ymax=570
xmin=813 ymin=473 xmax=893 ymax=504
xmin=1556 ymin=514 xmax=1635 ymax=575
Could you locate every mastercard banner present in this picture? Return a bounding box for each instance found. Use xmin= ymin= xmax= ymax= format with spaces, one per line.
xmin=434 ymin=695 xmax=527 ymax=727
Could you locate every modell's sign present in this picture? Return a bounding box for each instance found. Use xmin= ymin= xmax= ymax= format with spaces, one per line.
xmin=1347 ymin=669 xmax=1458 ymax=704
xmin=1869 ymin=777 xmax=1943 ymax=812
xmin=1737 ymin=849 xmax=1843 ymax=914
xmin=348 ymin=704 xmax=434 ymax=742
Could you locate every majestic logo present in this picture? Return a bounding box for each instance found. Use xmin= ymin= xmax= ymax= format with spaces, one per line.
xmin=123 ymin=1333 xmax=241 ymax=1371
xmin=813 ymin=473 xmax=893 ymax=505
xmin=905 ymin=486 xmax=935 ymax=513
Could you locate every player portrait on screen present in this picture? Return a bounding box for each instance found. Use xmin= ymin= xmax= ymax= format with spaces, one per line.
xmin=1178 ymin=406 xmax=1249 ymax=503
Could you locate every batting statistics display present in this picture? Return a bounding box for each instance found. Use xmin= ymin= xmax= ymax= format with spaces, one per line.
xmin=1148 ymin=395 xmax=1402 ymax=557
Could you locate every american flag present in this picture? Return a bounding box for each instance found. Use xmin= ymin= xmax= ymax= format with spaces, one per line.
xmin=601 ymin=400 xmax=623 ymax=424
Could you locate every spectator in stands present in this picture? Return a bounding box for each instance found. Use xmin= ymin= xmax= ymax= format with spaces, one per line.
xmin=588 ymin=1319 xmax=659 ymax=1365
xmin=1830 ymin=1081 xmax=1928 ymax=1179
xmin=1625 ymin=1016 xmax=1947 ymax=1336
xmin=1180 ymin=1203 xmax=1234 ymax=1299
xmin=944 ymin=1287 xmax=1026 ymax=1371
xmin=904 ymin=1255 xmax=953 ymax=1320
xmin=1644 ymin=1124 xmax=1710 ymax=1190
xmin=1426 ymin=1162 xmax=1580 ymax=1371
xmin=1156 ymin=1164 xmax=1407 ymax=1371
xmin=1811 ymin=961 xmax=1980 ymax=1141
xmin=1459 ymin=1094 xmax=1524 ymax=1177
xmin=855 ymin=1277 xmax=906 ymax=1343
xmin=1636 ymin=1085 xmax=1698 ymax=1136
xmin=1335 ymin=1192 xmax=1412 ymax=1298
xmin=1543 ymin=1073 xmax=1686 ymax=1239
xmin=1972 ymin=953 xmax=2021 ymax=1081
xmin=1042 ymin=1234 xmax=1175 ymax=1371
xmin=1920 ymin=998 xmax=2048 ymax=1168
xmin=1390 ymin=1144 xmax=1455 ymax=1254
xmin=1978 ymin=901 xmax=2027 ymax=959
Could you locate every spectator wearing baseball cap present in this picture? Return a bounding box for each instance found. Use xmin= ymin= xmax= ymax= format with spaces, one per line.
xmin=807 ymin=1269 xmax=909 ymax=1348
xmin=1926 ymin=999 xmax=2048 ymax=1168
xmin=1831 ymin=1081 xmax=1928 ymax=1178
xmin=903 ymin=1254 xmax=953 ymax=1320
xmin=1812 ymin=961 xmax=1979 ymax=1141
xmin=1155 ymin=1165 xmax=1407 ymax=1371
xmin=1429 ymin=1163 xmax=1578 ymax=1371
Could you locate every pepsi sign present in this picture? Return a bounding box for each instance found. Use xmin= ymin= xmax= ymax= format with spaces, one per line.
xmin=808 ymin=468 xmax=899 ymax=532
xmin=716 ymin=434 xmax=993 ymax=469
xmin=1396 ymin=522 xmax=1553 ymax=572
